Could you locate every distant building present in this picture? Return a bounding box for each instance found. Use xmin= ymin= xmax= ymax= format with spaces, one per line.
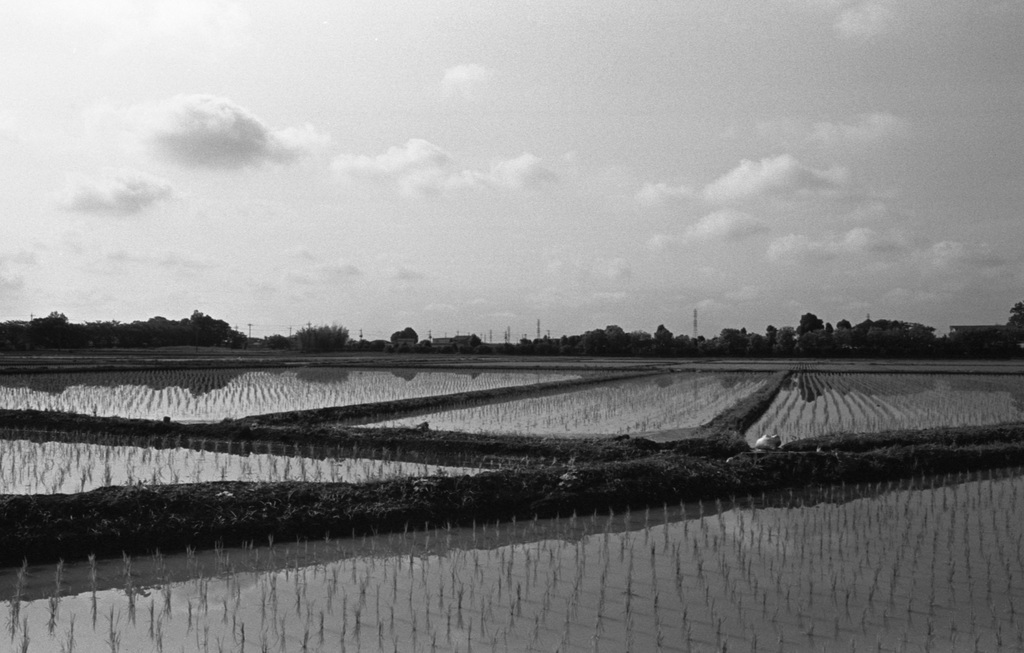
xmin=431 ymin=335 xmax=474 ymax=347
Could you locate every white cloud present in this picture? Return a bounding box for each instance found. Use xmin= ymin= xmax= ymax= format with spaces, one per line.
xmin=683 ymin=210 xmax=768 ymax=243
xmin=835 ymin=1 xmax=896 ymax=40
xmin=924 ymin=241 xmax=1006 ymax=272
xmin=810 ymin=113 xmax=909 ymax=147
xmin=602 ymin=258 xmax=632 ymax=282
xmin=703 ymin=154 xmax=848 ymax=204
xmin=390 ymin=265 xmax=425 ymax=281
xmin=318 ymin=260 xmax=362 ymax=279
xmin=767 ymin=227 xmax=905 ymax=262
xmin=486 ymin=153 xmax=558 ymax=190
xmin=786 ymin=0 xmax=899 ymax=40
xmin=425 ymin=303 xmax=457 ymax=312
xmin=441 ymin=64 xmax=495 ymax=101
xmin=724 ymin=285 xmax=760 ymax=302
xmin=104 ymin=249 xmax=212 ymax=271
xmin=46 ymin=0 xmax=251 ymax=57
xmin=759 ymin=113 xmax=909 ymax=150
xmin=59 ymin=169 xmax=173 ymax=215
xmin=115 ymin=95 xmax=329 ymax=169
xmin=0 ymin=112 xmax=17 ymax=143
xmin=332 ymin=140 xmax=556 ymax=196
xmin=636 ymin=182 xmax=695 ymax=207
xmin=648 ymin=210 xmax=768 ymax=250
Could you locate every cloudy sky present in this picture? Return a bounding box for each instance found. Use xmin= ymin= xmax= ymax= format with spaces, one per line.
xmin=2 ymin=1 xmax=1022 ymax=340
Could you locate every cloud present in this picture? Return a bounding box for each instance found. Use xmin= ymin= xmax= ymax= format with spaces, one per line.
xmin=649 ymin=210 xmax=768 ymax=250
xmin=118 ymin=94 xmax=329 ymax=168
xmin=924 ymin=241 xmax=1007 ymax=272
xmin=104 ymin=249 xmax=212 ymax=271
xmin=835 ymin=1 xmax=896 ymax=39
xmin=809 ymin=113 xmax=909 ymax=147
xmin=424 ymin=303 xmax=457 ymax=312
xmin=759 ymin=113 xmax=909 ymax=150
xmin=59 ymin=169 xmax=173 ymax=215
xmin=318 ymin=260 xmax=362 ymax=279
xmin=486 ymin=153 xmax=558 ymax=190
xmin=636 ymin=182 xmax=695 ymax=207
xmin=441 ymin=64 xmax=495 ymax=101
xmin=157 ymin=252 xmax=214 ymax=270
xmin=767 ymin=227 xmax=905 ymax=263
xmin=44 ymin=0 xmax=252 ymax=57
xmin=0 ymin=112 xmax=17 ymax=143
xmin=683 ymin=210 xmax=768 ymax=243
xmin=602 ymin=258 xmax=632 ymax=282
xmin=704 ymin=154 xmax=848 ymax=204
xmin=390 ymin=266 xmax=425 ymax=281
xmin=724 ymin=285 xmax=760 ymax=302
xmin=332 ymin=139 xmax=556 ymax=196
xmin=787 ymin=0 xmax=899 ymax=40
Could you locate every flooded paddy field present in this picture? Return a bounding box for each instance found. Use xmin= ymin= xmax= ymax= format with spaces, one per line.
xmin=749 ymin=372 xmax=1024 ymax=444
xmin=364 ymin=372 xmax=772 ymax=438
xmin=3 ymin=467 xmax=1022 ymax=652
xmin=0 ymin=437 xmax=478 ymax=495
xmin=0 ymin=367 xmax=583 ymax=423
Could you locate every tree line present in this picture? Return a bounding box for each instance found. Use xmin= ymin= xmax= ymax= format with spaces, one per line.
xmin=3 ymin=302 xmax=1023 ymax=358
xmin=0 ymin=311 xmax=246 ymax=351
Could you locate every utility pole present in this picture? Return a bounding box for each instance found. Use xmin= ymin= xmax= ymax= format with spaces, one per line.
xmin=536 ymin=319 xmax=540 ymax=340
xmin=693 ymin=309 xmax=698 ymax=339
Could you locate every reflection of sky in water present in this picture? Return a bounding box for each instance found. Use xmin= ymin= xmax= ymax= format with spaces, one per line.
xmin=3 ymin=469 xmax=1021 ymax=653
xmin=752 ymin=373 xmax=1024 ymax=441
xmin=367 ymin=372 xmax=770 ymax=436
xmin=0 ymin=369 xmax=578 ymax=421
xmin=0 ymin=439 xmax=478 ymax=494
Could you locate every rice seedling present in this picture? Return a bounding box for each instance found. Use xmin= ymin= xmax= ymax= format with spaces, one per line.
xmin=0 ymin=438 xmax=481 ymax=494
xmin=0 ymin=368 xmax=582 ymax=423
xmin=749 ymin=372 xmax=1024 ymax=443
xmin=367 ymin=372 xmax=772 ymax=438
xmin=4 ymin=466 xmax=1023 ymax=651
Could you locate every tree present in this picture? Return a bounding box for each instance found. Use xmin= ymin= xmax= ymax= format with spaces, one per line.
xmin=653 ymin=324 xmax=673 ymax=356
xmin=1010 ymin=301 xmax=1024 ymax=328
xmin=296 ymin=324 xmax=350 ymax=352
xmin=718 ymin=328 xmax=748 ymax=356
xmin=797 ymin=313 xmax=824 ymax=336
xmin=774 ymin=327 xmax=797 ymax=356
xmin=28 ymin=312 xmax=72 ymax=350
xmin=390 ymin=327 xmax=419 ymax=344
xmin=604 ymin=325 xmax=629 ymax=355
xmin=266 ymin=334 xmax=292 ymax=350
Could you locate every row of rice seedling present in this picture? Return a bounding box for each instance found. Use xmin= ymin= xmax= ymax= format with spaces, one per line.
xmin=366 ymin=372 xmax=771 ymax=437
xmin=9 ymin=466 xmax=1018 ymax=651
xmin=0 ymin=439 xmax=479 ymax=495
xmin=0 ymin=369 xmax=581 ymax=422
xmin=749 ymin=372 xmax=1024 ymax=444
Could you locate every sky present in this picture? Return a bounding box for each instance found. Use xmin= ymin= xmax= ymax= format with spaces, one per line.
xmin=1 ymin=0 xmax=1022 ymax=341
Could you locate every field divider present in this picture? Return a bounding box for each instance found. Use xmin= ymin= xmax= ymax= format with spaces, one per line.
xmin=5 ymin=437 xmax=1024 ymax=566
xmin=702 ymin=370 xmax=792 ymax=436
xmin=236 ymin=371 xmax=666 ymax=426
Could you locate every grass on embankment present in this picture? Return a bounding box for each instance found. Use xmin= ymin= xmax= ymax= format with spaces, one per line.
xmin=4 ymin=430 xmax=1024 ymax=566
